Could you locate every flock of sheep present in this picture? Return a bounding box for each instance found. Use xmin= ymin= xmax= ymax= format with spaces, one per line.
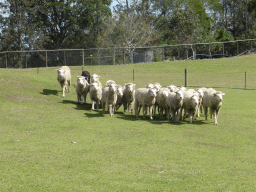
xmin=56 ymin=66 xmax=225 ymax=125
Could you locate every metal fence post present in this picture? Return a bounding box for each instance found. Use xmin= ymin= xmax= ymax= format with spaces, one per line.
xmin=64 ymin=51 xmax=66 ymax=66
xmin=113 ymin=48 xmax=115 ymax=65
xmin=82 ymin=49 xmax=84 ymax=66
xmin=223 ymin=43 xmax=225 ymax=58
xmin=185 ymin=68 xmax=188 ymax=87
xmin=46 ymin=51 xmax=48 ymax=67
xmin=237 ymin=41 xmax=239 ymax=55
xmin=98 ymin=48 xmax=100 ymax=65
xmin=5 ymin=52 xmax=7 ymax=68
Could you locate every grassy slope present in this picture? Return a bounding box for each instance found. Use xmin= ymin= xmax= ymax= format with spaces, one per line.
xmin=0 ymin=55 xmax=256 ymax=191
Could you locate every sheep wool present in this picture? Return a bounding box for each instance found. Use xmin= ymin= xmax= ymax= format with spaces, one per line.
xmin=102 ymin=83 xmax=117 ymax=117
xmin=56 ymin=66 xmax=71 ymax=97
xmin=202 ymin=89 xmax=225 ymax=125
xmin=135 ymin=88 xmax=157 ymax=120
xmin=89 ymin=82 xmax=102 ymax=111
xmin=155 ymin=88 xmax=170 ymax=120
xmin=115 ymin=84 xmax=123 ymax=111
xmin=123 ymin=83 xmax=136 ymax=114
xmin=182 ymin=90 xmax=199 ymax=124
xmin=167 ymin=90 xmax=184 ymax=123
xmin=75 ymin=76 xmax=89 ymax=104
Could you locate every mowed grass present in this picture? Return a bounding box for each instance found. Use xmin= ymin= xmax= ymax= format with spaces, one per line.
xmin=0 ymin=55 xmax=256 ymax=191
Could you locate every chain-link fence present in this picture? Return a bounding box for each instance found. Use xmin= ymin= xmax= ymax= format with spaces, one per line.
xmin=1 ymin=39 xmax=256 ymax=68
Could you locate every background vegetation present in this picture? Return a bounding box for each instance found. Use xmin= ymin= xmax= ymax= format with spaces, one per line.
xmin=2 ymin=1 xmax=256 ymax=54
xmin=0 ymin=55 xmax=256 ymax=191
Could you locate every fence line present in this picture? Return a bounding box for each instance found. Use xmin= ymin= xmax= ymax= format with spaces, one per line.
xmin=1 ymin=39 xmax=256 ymax=68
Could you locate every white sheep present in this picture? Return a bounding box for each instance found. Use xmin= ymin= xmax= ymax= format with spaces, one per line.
xmin=102 ymin=83 xmax=117 ymax=116
xmin=91 ymin=74 xmax=102 ymax=89
xmin=115 ymin=84 xmax=123 ymax=111
xmin=182 ymin=90 xmax=199 ymax=124
xmin=187 ymin=88 xmax=204 ymax=118
xmin=154 ymin=82 xmax=162 ymax=91
xmin=105 ymin=80 xmax=116 ymax=87
xmin=145 ymin=83 xmax=154 ymax=89
xmin=75 ymin=76 xmax=89 ymax=105
xmin=167 ymin=85 xmax=178 ymax=92
xmin=89 ymin=82 xmax=102 ymax=111
xmin=123 ymin=83 xmax=136 ymax=114
xmin=56 ymin=66 xmax=71 ymax=97
xmin=155 ymin=88 xmax=170 ymax=120
xmin=134 ymin=88 xmax=157 ymax=120
xmin=202 ymin=89 xmax=225 ymax=125
xmin=166 ymin=90 xmax=184 ymax=123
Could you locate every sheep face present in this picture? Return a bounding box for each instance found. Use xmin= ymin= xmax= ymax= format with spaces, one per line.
xmin=175 ymin=90 xmax=184 ymax=100
xmin=90 ymin=82 xmax=100 ymax=90
xmin=191 ymin=95 xmax=199 ymax=106
xmin=148 ymin=88 xmax=157 ymax=98
xmin=125 ymin=83 xmax=136 ymax=93
xmin=154 ymin=82 xmax=162 ymax=91
xmin=196 ymin=88 xmax=204 ymax=98
xmin=214 ymin=92 xmax=225 ymax=102
xmin=77 ymin=76 xmax=86 ymax=85
xmin=167 ymin=85 xmax=177 ymax=92
xmin=145 ymin=83 xmax=154 ymax=89
xmin=116 ymin=85 xmax=123 ymax=96
xmin=57 ymin=69 xmax=66 ymax=81
xmin=108 ymin=83 xmax=117 ymax=93
xmin=91 ymin=74 xmax=100 ymax=83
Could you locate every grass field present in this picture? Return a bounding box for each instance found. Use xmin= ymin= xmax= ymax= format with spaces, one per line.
xmin=1 ymin=55 xmax=256 ymax=191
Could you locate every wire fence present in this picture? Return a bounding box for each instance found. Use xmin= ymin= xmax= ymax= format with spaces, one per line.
xmin=1 ymin=39 xmax=256 ymax=68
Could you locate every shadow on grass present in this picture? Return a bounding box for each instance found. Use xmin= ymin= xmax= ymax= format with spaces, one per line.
xmin=41 ymin=89 xmax=59 ymax=96
xmin=61 ymin=100 xmax=92 ymax=110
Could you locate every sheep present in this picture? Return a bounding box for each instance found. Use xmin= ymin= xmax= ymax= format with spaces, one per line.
xmin=202 ymin=89 xmax=225 ymax=125
xmin=91 ymin=73 xmax=102 ymax=89
xmin=81 ymin=70 xmax=90 ymax=84
xmin=123 ymin=83 xmax=136 ymax=114
xmin=167 ymin=85 xmax=178 ymax=92
xmin=104 ymin=80 xmax=116 ymax=87
xmin=155 ymin=88 xmax=170 ymax=120
xmin=56 ymin=66 xmax=71 ymax=97
xmin=75 ymin=76 xmax=89 ymax=105
xmin=115 ymin=84 xmax=123 ymax=111
xmin=182 ymin=90 xmax=199 ymax=124
xmin=102 ymin=83 xmax=117 ymax=116
xmin=154 ymin=82 xmax=162 ymax=91
xmin=166 ymin=90 xmax=184 ymax=123
xmin=187 ymin=88 xmax=204 ymax=118
xmin=145 ymin=83 xmax=154 ymax=89
xmin=89 ymin=82 xmax=102 ymax=111
xmin=134 ymin=88 xmax=157 ymax=120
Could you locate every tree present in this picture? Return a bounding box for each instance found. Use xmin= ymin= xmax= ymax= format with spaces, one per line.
xmin=98 ymin=8 xmax=157 ymax=63
xmin=29 ymin=0 xmax=112 ymax=49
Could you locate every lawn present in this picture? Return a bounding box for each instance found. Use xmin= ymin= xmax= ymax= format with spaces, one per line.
xmin=0 ymin=55 xmax=256 ymax=191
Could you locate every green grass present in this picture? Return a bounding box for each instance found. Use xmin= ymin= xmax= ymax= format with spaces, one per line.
xmin=1 ymin=55 xmax=256 ymax=191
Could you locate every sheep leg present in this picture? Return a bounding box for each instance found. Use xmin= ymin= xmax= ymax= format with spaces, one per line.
xmin=77 ymin=93 xmax=81 ymax=104
xmin=204 ymin=106 xmax=208 ymax=120
xmin=96 ymin=101 xmax=99 ymax=111
xmin=189 ymin=113 xmax=193 ymax=124
xmin=68 ymin=80 xmax=71 ymax=93
xmin=102 ymin=102 xmax=105 ymax=114
xmin=143 ymin=105 xmax=147 ymax=120
xmin=213 ymin=111 xmax=218 ymax=125
xmin=149 ymin=106 xmax=153 ymax=120
xmin=91 ymin=100 xmax=95 ymax=110
xmin=134 ymin=101 xmax=139 ymax=118
xmin=167 ymin=108 xmax=171 ymax=121
xmin=129 ymin=103 xmax=133 ymax=114
xmin=159 ymin=107 xmax=163 ymax=120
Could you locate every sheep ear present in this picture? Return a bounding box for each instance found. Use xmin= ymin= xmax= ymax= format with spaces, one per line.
xmin=222 ymin=93 xmax=225 ymax=95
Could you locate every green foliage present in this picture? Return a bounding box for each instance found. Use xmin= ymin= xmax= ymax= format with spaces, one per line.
xmin=1 ymin=55 xmax=256 ymax=190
